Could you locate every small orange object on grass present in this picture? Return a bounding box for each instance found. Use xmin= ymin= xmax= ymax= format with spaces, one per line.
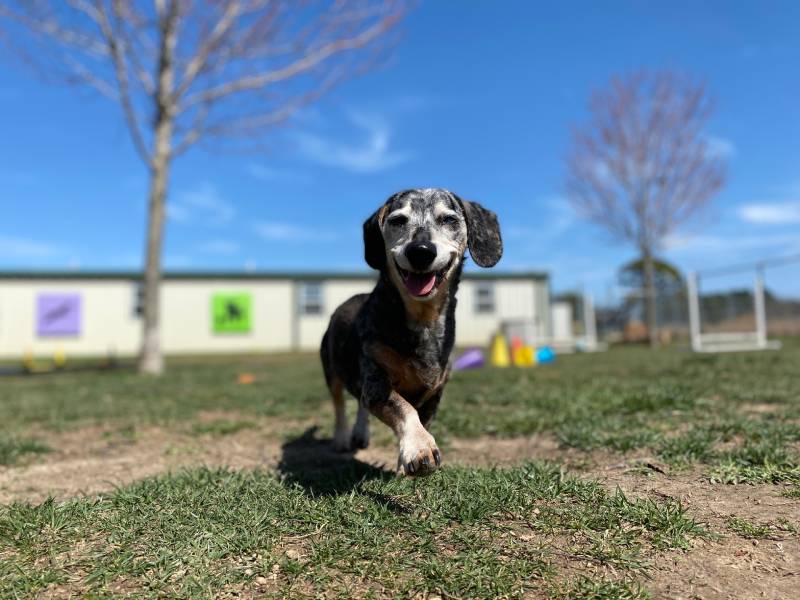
xmin=237 ymin=372 xmax=256 ymax=385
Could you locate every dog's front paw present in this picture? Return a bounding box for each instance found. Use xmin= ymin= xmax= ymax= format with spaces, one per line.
xmin=398 ymin=428 xmax=442 ymax=477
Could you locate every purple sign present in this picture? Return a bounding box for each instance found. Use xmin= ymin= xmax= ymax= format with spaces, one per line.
xmin=37 ymin=294 xmax=82 ymax=337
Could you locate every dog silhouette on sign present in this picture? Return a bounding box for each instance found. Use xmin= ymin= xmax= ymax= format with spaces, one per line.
xmin=215 ymin=299 xmax=245 ymax=328
xmin=225 ymin=301 xmax=242 ymax=321
xmin=43 ymin=302 xmax=72 ymax=324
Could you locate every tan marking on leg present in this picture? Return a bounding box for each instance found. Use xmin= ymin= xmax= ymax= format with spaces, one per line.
xmin=370 ymin=391 xmax=441 ymax=477
xmin=330 ymin=378 xmax=350 ymax=452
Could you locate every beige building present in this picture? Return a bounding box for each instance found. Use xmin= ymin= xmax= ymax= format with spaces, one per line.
xmin=0 ymin=271 xmax=549 ymax=359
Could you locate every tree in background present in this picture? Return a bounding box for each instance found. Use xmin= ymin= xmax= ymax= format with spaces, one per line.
xmin=0 ymin=1 xmax=408 ymax=374
xmin=618 ymin=258 xmax=686 ymax=337
xmin=618 ymin=258 xmax=683 ymax=296
xmin=565 ymin=70 xmax=726 ymax=347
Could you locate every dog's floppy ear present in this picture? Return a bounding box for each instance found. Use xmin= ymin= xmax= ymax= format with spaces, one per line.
xmin=456 ymin=196 xmax=503 ymax=267
xmin=363 ymin=204 xmax=388 ymax=270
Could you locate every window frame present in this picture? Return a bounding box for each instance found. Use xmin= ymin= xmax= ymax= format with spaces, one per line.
xmin=298 ymin=281 xmax=325 ymax=316
xmin=474 ymin=281 xmax=496 ymax=314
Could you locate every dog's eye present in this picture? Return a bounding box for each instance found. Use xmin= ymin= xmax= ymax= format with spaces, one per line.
xmin=439 ymin=214 xmax=459 ymax=227
xmin=387 ymin=215 xmax=408 ymax=227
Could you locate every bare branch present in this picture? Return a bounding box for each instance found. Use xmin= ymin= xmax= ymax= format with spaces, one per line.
xmin=93 ymin=0 xmax=152 ymax=166
xmin=565 ymin=69 xmax=726 ymax=253
xmin=180 ymin=5 xmax=404 ymax=110
xmin=173 ymin=0 xmax=242 ymax=100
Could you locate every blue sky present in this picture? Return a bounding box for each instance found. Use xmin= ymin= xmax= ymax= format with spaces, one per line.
xmin=1 ymin=1 xmax=799 ymax=299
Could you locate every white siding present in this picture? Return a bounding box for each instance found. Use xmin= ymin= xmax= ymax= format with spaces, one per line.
xmin=0 ymin=280 xmax=141 ymax=358
xmin=456 ymin=279 xmax=540 ymax=346
xmin=161 ymin=280 xmax=294 ymax=354
xmin=0 ymin=274 xmax=548 ymax=358
xmin=296 ymin=279 xmax=374 ymax=351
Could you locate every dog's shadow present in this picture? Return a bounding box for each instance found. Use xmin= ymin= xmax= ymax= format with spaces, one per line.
xmin=277 ymin=426 xmax=397 ymax=499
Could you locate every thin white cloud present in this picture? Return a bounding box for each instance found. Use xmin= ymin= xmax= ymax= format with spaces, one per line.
xmin=246 ymin=164 xmax=312 ymax=184
xmin=738 ymin=202 xmax=800 ymax=225
xmin=505 ymin=196 xmax=576 ymax=242
xmin=0 ymin=235 xmax=61 ymax=258
xmin=665 ymin=232 xmax=799 ymax=254
xmin=705 ymin=135 xmax=736 ymax=159
xmin=168 ymin=183 xmax=235 ymax=225
xmin=254 ymin=221 xmax=338 ymax=242
xmin=293 ymin=110 xmax=410 ymax=173
xmin=197 ymin=240 xmax=240 ymax=255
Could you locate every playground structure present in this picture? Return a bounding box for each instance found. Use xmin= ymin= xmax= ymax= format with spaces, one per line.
xmin=687 ymin=254 xmax=800 ymax=353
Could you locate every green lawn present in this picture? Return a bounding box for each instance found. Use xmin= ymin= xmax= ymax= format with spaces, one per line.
xmin=0 ymin=344 xmax=798 ymax=598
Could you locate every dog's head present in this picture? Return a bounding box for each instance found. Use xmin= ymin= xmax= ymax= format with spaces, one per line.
xmin=363 ymin=188 xmax=502 ymax=302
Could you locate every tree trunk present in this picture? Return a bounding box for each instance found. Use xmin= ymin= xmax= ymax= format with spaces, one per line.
xmin=137 ymin=1 xmax=177 ymax=375
xmin=137 ymin=140 xmax=171 ymax=375
xmin=642 ymin=248 xmax=659 ymax=348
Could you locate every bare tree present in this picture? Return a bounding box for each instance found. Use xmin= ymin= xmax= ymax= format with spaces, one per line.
xmin=565 ymin=70 xmax=726 ymax=347
xmin=1 ymin=0 xmax=408 ymax=373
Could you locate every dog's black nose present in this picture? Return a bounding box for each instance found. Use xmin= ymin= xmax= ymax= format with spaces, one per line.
xmin=405 ymin=241 xmax=437 ymax=270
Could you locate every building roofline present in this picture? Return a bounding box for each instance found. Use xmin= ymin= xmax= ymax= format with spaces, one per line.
xmin=0 ymin=269 xmax=548 ymax=282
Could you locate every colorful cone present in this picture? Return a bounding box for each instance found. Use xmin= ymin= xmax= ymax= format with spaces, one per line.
xmin=490 ymin=333 xmax=511 ymax=367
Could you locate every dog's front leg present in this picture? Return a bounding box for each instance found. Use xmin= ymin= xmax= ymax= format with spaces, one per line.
xmin=361 ymin=362 xmax=441 ymax=476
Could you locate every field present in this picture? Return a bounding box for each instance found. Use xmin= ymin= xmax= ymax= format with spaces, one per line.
xmin=1 ymin=345 xmax=798 ymax=599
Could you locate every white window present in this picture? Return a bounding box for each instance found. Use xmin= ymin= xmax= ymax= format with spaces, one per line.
xmin=299 ymin=281 xmax=324 ymax=315
xmin=474 ymin=282 xmax=496 ymax=314
xmin=133 ymin=282 xmax=144 ymax=317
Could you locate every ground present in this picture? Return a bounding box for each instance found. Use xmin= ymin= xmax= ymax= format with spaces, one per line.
xmin=0 ymin=345 xmax=798 ymax=599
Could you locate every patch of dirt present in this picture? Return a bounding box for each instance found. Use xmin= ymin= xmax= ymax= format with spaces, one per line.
xmin=651 ymin=536 xmax=798 ymax=600
xmin=2 ymin=425 xmax=799 ymax=599
xmin=0 ymin=426 xmax=284 ymax=505
xmin=587 ymin=462 xmax=800 ymax=600
xmin=0 ymin=422 xmax=576 ymax=504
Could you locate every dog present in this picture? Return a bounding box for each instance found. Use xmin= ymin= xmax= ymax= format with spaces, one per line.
xmin=320 ymin=188 xmax=502 ymax=476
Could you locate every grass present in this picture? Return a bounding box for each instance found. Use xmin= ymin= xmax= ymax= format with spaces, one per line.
xmin=2 ymin=343 xmax=799 ymax=480
xmin=726 ymin=515 xmax=798 ymax=540
xmin=191 ymin=418 xmax=255 ymax=437
xmin=0 ymin=343 xmax=798 ymax=596
xmin=0 ymin=436 xmax=51 ymax=466
xmin=0 ymin=463 xmax=704 ymax=599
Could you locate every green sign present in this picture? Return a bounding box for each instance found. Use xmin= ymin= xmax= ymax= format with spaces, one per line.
xmin=212 ymin=293 xmax=252 ymax=333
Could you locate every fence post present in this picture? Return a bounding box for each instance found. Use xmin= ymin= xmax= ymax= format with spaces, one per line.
xmin=687 ymin=272 xmax=702 ymax=352
xmin=583 ymin=293 xmax=598 ymax=351
xmin=754 ymin=266 xmax=767 ymax=349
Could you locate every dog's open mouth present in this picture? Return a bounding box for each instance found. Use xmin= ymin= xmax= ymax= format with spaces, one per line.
xmin=396 ymin=257 xmax=454 ymax=298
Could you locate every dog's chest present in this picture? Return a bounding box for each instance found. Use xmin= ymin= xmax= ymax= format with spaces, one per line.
xmin=370 ymin=342 xmax=448 ymax=405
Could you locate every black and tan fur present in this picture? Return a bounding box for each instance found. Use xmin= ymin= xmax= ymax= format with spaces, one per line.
xmin=320 ymin=188 xmax=502 ymax=476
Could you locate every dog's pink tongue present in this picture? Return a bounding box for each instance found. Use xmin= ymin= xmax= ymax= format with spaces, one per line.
xmin=405 ymin=272 xmax=436 ymax=296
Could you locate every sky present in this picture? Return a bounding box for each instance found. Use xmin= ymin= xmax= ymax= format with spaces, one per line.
xmin=1 ymin=1 xmax=799 ymax=300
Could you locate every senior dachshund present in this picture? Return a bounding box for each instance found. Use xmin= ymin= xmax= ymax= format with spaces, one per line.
xmin=320 ymin=188 xmax=502 ymax=476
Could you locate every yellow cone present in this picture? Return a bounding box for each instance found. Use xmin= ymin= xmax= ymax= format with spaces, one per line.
xmin=513 ymin=345 xmax=537 ymax=367
xmin=490 ymin=333 xmax=511 ymax=367
xmin=54 ymin=347 xmax=67 ymax=369
xmin=23 ymin=349 xmax=36 ymax=372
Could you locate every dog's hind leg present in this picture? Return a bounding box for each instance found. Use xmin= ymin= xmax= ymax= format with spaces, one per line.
xmin=351 ymin=403 xmax=370 ymax=450
xmin=330 ymin=378 xmax=351 ymax=452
